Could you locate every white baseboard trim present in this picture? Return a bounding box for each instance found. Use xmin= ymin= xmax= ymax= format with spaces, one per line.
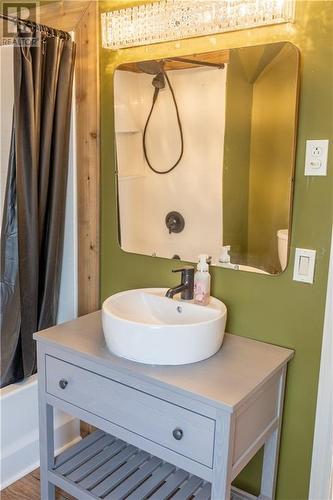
xmin=231 ymin=486 xmax=262 ymax=500
xmin=0 ymin=417 xmax=80 ymax=490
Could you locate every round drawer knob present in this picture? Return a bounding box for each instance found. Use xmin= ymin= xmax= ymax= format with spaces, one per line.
xmin=172 ymin=428 xmax=183 ymax=441
xmin=59 ymin=379 xmax=68 ymax=390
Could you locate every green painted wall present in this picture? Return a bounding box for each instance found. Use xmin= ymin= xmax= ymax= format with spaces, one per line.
xmin=223 ymin=50 xmax=252 ymax=265
xmin=100 ymin=2 xmax=333 ymax=498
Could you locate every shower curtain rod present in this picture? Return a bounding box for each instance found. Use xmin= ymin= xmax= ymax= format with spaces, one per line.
xmin=165 ymin=57 xmax=224 ymax=69
xmin=0 ymin=12 xmax=71 ymax=39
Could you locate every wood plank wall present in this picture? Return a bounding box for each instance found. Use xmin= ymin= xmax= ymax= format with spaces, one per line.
xmin=74 ymin=3 xmax=101 ymax=316
xmin=37 ymin=1 xmax=101 ymax=316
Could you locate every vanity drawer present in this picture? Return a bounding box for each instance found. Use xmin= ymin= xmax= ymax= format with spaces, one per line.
xmin=46 ymin=356 xmax=215 ymax=467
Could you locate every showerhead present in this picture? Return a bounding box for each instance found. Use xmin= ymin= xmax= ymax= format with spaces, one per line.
xmin=137 ymin=59 xmax=166 ymax=90
xmin=137 ymin=59 xmax=164 ymax=75
xmin=152 ymin=72 xmax=165 ymax=89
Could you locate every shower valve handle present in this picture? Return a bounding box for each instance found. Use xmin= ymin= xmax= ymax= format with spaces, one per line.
xmin=59 ymin=379 xmax=68 ymax=390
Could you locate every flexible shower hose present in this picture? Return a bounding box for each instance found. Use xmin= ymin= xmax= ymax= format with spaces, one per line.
xmin=143 ymin=71 xmax=184 ymax=174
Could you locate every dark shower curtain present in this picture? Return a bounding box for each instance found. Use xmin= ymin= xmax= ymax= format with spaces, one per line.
xmin=0 ymin=26 xmax=76 ymax=388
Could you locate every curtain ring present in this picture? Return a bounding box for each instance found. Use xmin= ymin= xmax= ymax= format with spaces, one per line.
xmin=41 ymin=34 xmax=47 ymax=54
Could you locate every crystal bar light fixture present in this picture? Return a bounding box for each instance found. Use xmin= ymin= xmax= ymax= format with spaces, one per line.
xmin=101 ymin=0 xmax=295 ymax=50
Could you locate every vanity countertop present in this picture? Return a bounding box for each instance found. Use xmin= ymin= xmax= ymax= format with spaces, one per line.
xmin=34 ymin=311 xmax=293 ymax=413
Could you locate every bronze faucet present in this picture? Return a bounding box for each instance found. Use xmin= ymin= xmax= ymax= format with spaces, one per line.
xmin=165 ymin=267 xmax=195 ymax=300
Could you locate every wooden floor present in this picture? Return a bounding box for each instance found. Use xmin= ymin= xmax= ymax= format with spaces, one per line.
xmin=1 ymin=468 xmax=75 ymax=500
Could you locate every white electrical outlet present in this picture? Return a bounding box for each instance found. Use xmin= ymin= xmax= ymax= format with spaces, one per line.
xmin=305 ymin=139 xmax=329 ymax=176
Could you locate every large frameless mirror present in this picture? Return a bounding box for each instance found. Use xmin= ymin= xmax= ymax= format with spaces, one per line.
xmin=113 ymin=41 xmax=299 ymax=275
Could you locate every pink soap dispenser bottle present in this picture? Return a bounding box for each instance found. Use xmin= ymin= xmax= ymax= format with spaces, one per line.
xmin=194 ymin=254 xmax=211 ymax=305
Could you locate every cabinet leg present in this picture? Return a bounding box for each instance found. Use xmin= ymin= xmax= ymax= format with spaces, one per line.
xmin=211 ymin=412 xmax=234 ymax=500
xmin=211 ymin=481 xmax=231 ymax=500
xmin=41 ymin=480 xmax=56 ymax=500
xmin=38 ymin=345 xmax=55 ymax=499
xmin=259 ymin=429 xmax=279 ymax=500
xmin=39 ymin=401 xmax=55 ymax=499
xmin=260 ymin=368 xmax=287 ymax=500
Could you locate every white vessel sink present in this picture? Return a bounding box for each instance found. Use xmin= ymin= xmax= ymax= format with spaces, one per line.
xmin=102 ymin=288 xmax=227 ymax=365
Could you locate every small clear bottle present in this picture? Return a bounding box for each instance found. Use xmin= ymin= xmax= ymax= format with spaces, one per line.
xmin=194 ymin=254 xmax=211 ymax=305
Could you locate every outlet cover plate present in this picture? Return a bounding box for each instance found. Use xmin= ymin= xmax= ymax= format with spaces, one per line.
xmin=305 ymin=139 xmax=329 ymax=176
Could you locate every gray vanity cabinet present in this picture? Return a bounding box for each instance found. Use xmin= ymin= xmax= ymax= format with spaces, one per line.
xmin=34 ymin=311 xmax=293 ymax=500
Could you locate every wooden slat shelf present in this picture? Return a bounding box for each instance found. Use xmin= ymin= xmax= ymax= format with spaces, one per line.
xmin=51 ymin=430 xmax=212 ymax=499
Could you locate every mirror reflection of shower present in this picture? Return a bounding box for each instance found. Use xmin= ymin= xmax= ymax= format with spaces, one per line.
xmin=137 ymin=57 xmax=223 ymax=175
xmin=137 ymin=59 xmax=183 ymax=174
xmin=114 ymin=55 xmax=226 ymax=265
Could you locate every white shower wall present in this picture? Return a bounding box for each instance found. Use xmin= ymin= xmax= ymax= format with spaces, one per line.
xmin=115 ymin=65 xmax=226 ymax=264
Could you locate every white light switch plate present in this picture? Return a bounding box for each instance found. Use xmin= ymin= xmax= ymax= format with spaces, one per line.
xmin=293 ymin=248 xmax=316 ymax=283
xmin=305 ymin=139 xmax=329 ymax=176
